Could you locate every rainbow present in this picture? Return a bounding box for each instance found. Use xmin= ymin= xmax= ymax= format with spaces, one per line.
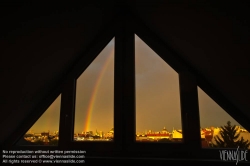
xmin=83 ymin=47 xmax=114 ymax=132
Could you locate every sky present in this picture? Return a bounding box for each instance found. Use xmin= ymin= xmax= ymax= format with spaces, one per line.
xmin=27 ymin=35 xmax=242 ymax=135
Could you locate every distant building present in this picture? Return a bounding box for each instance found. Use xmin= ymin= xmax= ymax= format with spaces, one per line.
xmin=106 ymin=128 xmax=114 ymax=139
xmin=41 ymin=132 xmax=49 ymax=137
xmin=136 ymin=127 xmax=173 ymax=141
xmin=171 ymin=130 xmax=182 ymax=141
xmin=146 ymin=127 xmax=171 ymax=140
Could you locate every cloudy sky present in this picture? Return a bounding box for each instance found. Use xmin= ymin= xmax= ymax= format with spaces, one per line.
xmin=28 ymin=35 xmax=242 ymax=135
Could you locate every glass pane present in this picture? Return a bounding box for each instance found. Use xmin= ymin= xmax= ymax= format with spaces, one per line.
xmin=198 ymin=87 xmax=250 ymax=149
xmin=135 ymin=35 xmax=182 ymax=142
xmin=16 ymin=95 xmax=61 ymax=146
xmin=74 ymin=38 xmax=114 ymax=141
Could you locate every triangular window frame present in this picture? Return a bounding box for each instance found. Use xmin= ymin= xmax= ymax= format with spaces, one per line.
xmin=15 ymin=94 xmax=61 ymax=146
xmin=5 ymin=7 xmax=250 ymax=160
xmin=8 ymin=91 xmax=62 ymax=148
xmin=74 ymin=37 xmax=115 ymax=141
xmin=134 ymin=34 xmax=183 ymax=143
xmin=130 ymin=27 xmax=201 ymax=152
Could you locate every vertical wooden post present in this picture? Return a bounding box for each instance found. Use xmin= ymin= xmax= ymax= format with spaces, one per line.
xmin=179 ymin=71 xmax=201 ymax=150
xmin=59 ymin=79 xmax=76 ymax=149
xmin=114 ymin=4 xmax=135 ymax=152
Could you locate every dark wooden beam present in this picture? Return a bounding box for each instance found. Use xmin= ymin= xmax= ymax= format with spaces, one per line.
xmin=179 ymin=71 xmax=201 ymax=150
xmin=114 ymin=3 xmax=135 ymax=152
xmin=58 ymin=79 xmax=76 ymax=148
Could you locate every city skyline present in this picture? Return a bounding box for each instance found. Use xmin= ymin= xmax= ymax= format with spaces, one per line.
xmin=25 ymin=35 xmax=243 ymax=135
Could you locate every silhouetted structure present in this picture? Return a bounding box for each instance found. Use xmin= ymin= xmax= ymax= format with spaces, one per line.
xmin=1 ymin=1 xmax=250 ymax=165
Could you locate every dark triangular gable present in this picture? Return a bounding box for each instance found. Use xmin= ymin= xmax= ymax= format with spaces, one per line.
xmin=5 ymin=7 xmax=250 ymax=151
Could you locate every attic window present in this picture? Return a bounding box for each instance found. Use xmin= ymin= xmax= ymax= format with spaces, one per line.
xmin=135 ymin=35 xmax=182 ymax=143
xmin=198 ymin=87 xmax=250 ymax=149
xmin=16 ymin=94 xmax=61 ymax=146
xmin=74 ymin=38 xmax=114 ymax=142
xmin=8 ymin=10 xmax=250 ymax=161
